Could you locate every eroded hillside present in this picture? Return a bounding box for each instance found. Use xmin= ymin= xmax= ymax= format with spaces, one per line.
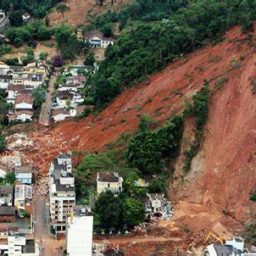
xmin=48 ymin=0 xmax=131 ymax=26
xmin=15 ymin=26 xmax=256 ymax=254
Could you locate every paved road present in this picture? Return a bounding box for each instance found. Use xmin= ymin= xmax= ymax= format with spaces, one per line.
xmin=33 ymin=192 xmax=64 ymax=255
xmin=39 ymin=73 xmax=57 ymax=126
xmin=0 ymin=12 xmax=9 ymax=32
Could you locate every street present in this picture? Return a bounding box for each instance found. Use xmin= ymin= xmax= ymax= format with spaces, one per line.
xmin=39 ymin=72 xmax=57 ymax=126
xmin=33 ymin=192 xmax=65 ymax=255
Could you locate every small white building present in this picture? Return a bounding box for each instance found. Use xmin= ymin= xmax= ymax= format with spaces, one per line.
xmin=0 ymin=74 xmax=12 ymax=89
xmin=96 ymin=172 xmax=123 ymax=195
xmin=52 ymin=108 xmax=71 ymax=122
xmin=14 ymin=94 xmax=34 ymax=122
xmin=85 ymin=30 xmax=114 ymax=49
xmin=6 ymin=84 xmax=25 ymax=104
xmin=66 ymin=215 xmax=93 ymax=256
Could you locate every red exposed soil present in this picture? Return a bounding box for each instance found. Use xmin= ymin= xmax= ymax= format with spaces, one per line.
xmin=23 ymin=26 xmax=256 ymax=254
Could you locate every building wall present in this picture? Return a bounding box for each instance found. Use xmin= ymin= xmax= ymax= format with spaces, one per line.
xmin=97 ymin=181 xmax=122 ymax=195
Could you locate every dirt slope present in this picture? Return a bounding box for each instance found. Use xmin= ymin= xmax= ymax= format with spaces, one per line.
xmin=48 ymin=0 xmax=131 ymax=26
xmin=22 ymin=26 xmax=256 ymax=253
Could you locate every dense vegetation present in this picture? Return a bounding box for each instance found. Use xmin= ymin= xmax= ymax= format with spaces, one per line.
xmin=127 ymin=115 xmax=184 ymax=174
xmin=94 ymin=190 xmax=145 ymax=232
xmin=0 ymin=0 xmax=61 ymax=18
xmin=86 ymin=0 xmax=256 ymax=108
xmin=183 ymin=81 xmax=210 ymax=172
xmin=5 ymin=21 xmax=52 ymax=47
xmin=55 ymin=25 xmax=84 ymax=60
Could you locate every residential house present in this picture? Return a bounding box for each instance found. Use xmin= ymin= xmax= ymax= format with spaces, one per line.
xmin=22 ymin=12 xmax=31 ymax=22
xmin=0 ymin=206 xmax=16 ymax=222
xmin=0 ymin=74 xmax=12 ymax=89
xmin=15 ymin=166 xmax=33 ymax=185
xmin=96 ymin=172 xmax=123 ymax=195
xmin=14 ymin=184 xmax=33 ymax=210
xmin=15 ymin=94 xmax=34 ymax=122
xmin=84 ymin=30 xmax=114 ymax=48
xmin=0 ymin=185 xmax=13 ymax=206
xmin=49 ymin=153 xmax=75 ymax=237
xmin=6 ymin=84 xmax=25 ymax=104
xmin=0 ymin=232 xmax=39 ymax=256
xmin=52 ymin=108 xmax=71 ymax=122
xmin=0 ymin=63 xmax=11 ymax=75
xmin=66 ymin=209 xmax=93 ymax=256
xmin=56 ymin=91 xmax=74 ymax=108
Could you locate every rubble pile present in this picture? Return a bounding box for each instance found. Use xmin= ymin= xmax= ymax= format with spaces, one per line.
xmin=6 ymin=133 xmax=33 ymax=150
xmin=0 ymin=151 xmax=23 ymax=168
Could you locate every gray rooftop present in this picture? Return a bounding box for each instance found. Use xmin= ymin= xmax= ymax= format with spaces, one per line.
xmin=0 ymin=206 xmax=15 ymax=216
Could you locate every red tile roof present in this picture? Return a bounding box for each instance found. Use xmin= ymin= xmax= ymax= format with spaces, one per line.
xmin=15 ymin=94 xmax=33 ymax=105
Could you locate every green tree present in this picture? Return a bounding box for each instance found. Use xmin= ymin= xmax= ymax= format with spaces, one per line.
xmin=55 ymin=3 xmax=70 ymax=21
xmin=4 ymin=172 xmax=16 ymax=184
xmin=32 ymin=86 xmax=45 ymax=110
xmin=84 ymin=52 xmax=95 ymax=66
xmin=55 ymin=24 xmax=83 ymax=60
xmin=94 ymin=191 xmax=123 ymax=230
xmin=123 ymin=198 xmax=145 ymax=228
xmin=0 ymin=135 xmax=6 ymax=152
xmin=9 ymin=10 xmax=23 ymax=26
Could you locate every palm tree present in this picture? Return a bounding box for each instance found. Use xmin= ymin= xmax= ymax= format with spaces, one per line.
xmin=55 ymin=3 xmax=70 ymax=21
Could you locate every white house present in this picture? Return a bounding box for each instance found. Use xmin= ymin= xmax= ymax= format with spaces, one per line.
xmin=56 ymin=91 xmax=74 ymax=108
xmin=0 ymin=74 xmax=12 ymax=89
xmin=85 ymin=30 xmax=114 ymax=49
xmin=52 ymin=108 xmax=71 ymax=122
xmin=14 ymin=94 xmax=34 ymax=122
xmin=7 ymin=84 xmax=25 ymax=104
xmin=66 ymin=215 xmax=93 ymax=256
xmin=96 ymin=172 xmax=123 ymax=195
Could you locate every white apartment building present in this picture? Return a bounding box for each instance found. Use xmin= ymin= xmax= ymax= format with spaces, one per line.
xmin=49 ymin=153 xmax=75 ymax=237
xmin=66 ymin=212 xmax=93 ymax=256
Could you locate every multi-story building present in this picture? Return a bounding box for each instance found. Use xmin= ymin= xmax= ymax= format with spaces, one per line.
xmin=66 ymin=207 xmax=93 ymax=256
xmin=49 ymin=153 xmax=75 ymax=237
xmin=0 ymin=232 xmax=39 ymax=256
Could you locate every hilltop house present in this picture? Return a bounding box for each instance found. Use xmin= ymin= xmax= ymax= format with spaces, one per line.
xmin=84 ymin=30 xmax=114 ymax=49
xmin=96 ymin=172 xmax=123 ymax=195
